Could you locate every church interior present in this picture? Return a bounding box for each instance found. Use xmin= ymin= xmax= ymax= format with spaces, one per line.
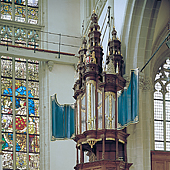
xmin=0 ymin=0 xmax=170 ymax=170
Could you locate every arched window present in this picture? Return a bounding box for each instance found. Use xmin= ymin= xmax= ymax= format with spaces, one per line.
xmin=154 ymin=58 xmax=170 ymax=150
xmin=1 ymin=56 xmax=40 ymax=169
xmin=0 ymin=1 xmax=40 ymax=168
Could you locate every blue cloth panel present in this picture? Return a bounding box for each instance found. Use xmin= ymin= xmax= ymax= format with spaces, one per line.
xmin=51 ymin=94 xmax=75 ymax=139
xmin=118 ymin=69 xmax=139 ymax=128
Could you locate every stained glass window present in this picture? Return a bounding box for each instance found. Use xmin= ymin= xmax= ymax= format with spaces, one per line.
xmin=1 ymin=0 xmax=39 ymax=24
xmin=1 ymin=1 xmax=12 ymax=20
xmin=1 ymin=26 xmax=39 ymax=48
xmin=154 ymin=58 xmax=170 ymax=151
xmin=1 ymin=56 xmax=40 ymax=169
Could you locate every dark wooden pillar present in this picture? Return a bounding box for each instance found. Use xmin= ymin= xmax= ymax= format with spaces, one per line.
xmin=102 ymin=89 xmax=105 ymax=129
xmin=80 ymin=144 xmax=84 ymax=163
xmin=116 ymin=132 xmax=119 ymax=160
xmin=124 ymin=142 xmax=127 ymax=162
xmin=102 ymin=135 xmax=105 ymax=159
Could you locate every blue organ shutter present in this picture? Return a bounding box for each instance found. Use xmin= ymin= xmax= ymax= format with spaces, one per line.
xmin=51 ymin=94 xmax=75 ymax=140
xmin=118 ymin=68 xmax=139 ymax=128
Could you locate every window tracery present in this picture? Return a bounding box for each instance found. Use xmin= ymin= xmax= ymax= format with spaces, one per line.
xmin=154 ymin=58 xmax=170 ymax=150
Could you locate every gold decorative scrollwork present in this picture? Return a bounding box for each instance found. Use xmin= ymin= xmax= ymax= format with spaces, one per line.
xmin=87 ymin=139 xmax=97 ymax=148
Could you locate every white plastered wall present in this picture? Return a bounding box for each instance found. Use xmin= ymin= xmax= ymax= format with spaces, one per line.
xmin=40 ymin=0 xmax=81 ymax=169
xmin=49 ymin=64 xmax=76 ymax=170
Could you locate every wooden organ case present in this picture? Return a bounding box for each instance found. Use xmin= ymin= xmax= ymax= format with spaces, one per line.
xmin=73 ymin=11 xmax=132 ymax=170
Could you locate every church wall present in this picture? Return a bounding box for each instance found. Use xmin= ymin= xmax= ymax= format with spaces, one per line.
xmin=47 ymin=0 xmax=81 ymax=54
xmin=40 ymin=0 xmax=81 ymax=169
xmin=49 ymin=64 xmax=76 ymax=170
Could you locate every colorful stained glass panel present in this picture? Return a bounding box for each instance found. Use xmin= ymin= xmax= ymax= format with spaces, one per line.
xmin=29 ymin=117 xmax=39 ymax=134
xmin=2 ymin=151 xmax=13 ymax=169
xmin=28 ymin=63 xmax=39 ymax=80
xmin=15 ymin=98 xmax=26 ymax=115
xmin=29 ymin=99 xmax=39 ymax=116
xmin=2 ymin=133 xmax=13 ymax=151
xmin=28 ymin=81 xmax=39 ymax=98
xmin=16 ymin=134 xmax=26 ymax=152
xmin=15 ymin=80 xmax=26 ymax=96
xmin=1 ymin=57 xmax=40 ymax=169
xmin=29 ymin=135 xmax=39 ymax=152
xmin=15 ymin=5 xmax=25 ymax=22
xmin=29 ymin=153 xmax=39 ymax=169
xmin=1 ymin=2 xmax=12 ymax=20
xmin=15 ymin=62 xmax=26 ymax=79
xmin=1 ymin=96 xmax=13 ymax=114
xmin=1 ymin=60 xmax=12 ymax=77
xmin=1 ymin=78 xmax=12 ymax=95
xmin=15 ymin=36 xmax=26 ymax=46
xmin=2 ymin=114 xmax=13 ymax=132
xmin=28 ymin=7 xmax=38 ymax=24
xmin=16 ymin=152 xmax=27 ymax=169
xmin=16 ymin=116 xmax=27 ymax=133
xmin=15 ymin=0 xmax=25 ymax=5
xmin=1 ymin=59 xmax=12 ymax=77
xmin=1 ymin=33 xmax=12 ymax=44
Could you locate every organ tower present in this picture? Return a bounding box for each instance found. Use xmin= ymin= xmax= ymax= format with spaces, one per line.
xmin=73 ymin=11 xmax=132 ymax=170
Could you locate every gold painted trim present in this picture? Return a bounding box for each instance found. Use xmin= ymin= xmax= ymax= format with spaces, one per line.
xmin=91 ymin=51 xmax=96 ymax=64
xmin=86 ymin=80 xmax=96 ymax=88
xmin=87 ymin=138 xmax=102 ymax=148
xmin=105 ymin=92 xmax=116 ymax=100
xmin=106 ymin=138 xmax=115 ymax=141
xmin=87 ymin=140 xmax=96 ymax=148
xmin=97 ymin=89 xmax=102 ymax=94
xmin=81 ymin=94 xmax=85 ymax=100
xmin=119 ymin=139 xmax=125 ymax=144
xmin=82 ymin=141 xmax=88 ymax=145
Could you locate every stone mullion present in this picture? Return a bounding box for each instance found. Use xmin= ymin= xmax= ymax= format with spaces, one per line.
xmin=26 ymin=60 xmax=29 ymax=169
xmin=26 ymin=29 xmax=28 ymax=47
xmin=12 ymin=58 xmax=16 ymax=170
xmin=12 ymin=26 xmax=15 ymax=45
xmin=26 ymin=0 xmax=28 ymax=23
xmin=12 ymin=0 xmax=15 ymax=21
xmin=150 ymin=89 xmax=155 ymax=150
xmin=163 ymin=88 xmax=166 ymax=150
xmin=38 ymin=0 xmax=40 ymax=25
